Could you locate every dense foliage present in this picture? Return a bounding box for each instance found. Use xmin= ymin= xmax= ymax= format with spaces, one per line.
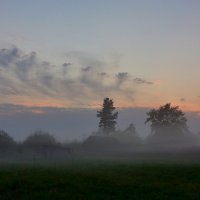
xmin=145 ymin=103 xmax=188 ymax=136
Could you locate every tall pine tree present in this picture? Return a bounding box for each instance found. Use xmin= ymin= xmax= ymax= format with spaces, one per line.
xmin=97 ymin=98 xmax=118 ymax=135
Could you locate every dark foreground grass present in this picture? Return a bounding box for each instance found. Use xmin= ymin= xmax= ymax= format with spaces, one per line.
xmin=0 ymin=161 xmax=200 ymax=200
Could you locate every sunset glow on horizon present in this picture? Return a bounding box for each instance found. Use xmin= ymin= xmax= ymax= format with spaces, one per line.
xmin=1 ymin=95 xmax=199 ymax=114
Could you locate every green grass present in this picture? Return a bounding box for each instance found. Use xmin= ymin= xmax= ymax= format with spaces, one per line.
xmin=0 ymin=161 xmax=200 ymax=200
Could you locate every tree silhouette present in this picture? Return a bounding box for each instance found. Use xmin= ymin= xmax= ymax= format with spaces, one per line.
xmin=23 ymin=131 xmax=60 ymax=159
xmin=0 ymin=130 xmax=16 ymax=154
xmin=0 ymin=130 xmax=15 ymax=147
xmin=97 ymin=98 xmax=118 ymax=135
xmin=145 ymin=103 xmax=188 ymax=136
xmin=124 ymin=123 xmax=136 ymax=134
xmin=23 ymin=131 xmax=58 ymax=147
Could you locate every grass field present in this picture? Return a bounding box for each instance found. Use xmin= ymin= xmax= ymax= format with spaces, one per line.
xmin=0 ymin=160 xmax=200 ymax=200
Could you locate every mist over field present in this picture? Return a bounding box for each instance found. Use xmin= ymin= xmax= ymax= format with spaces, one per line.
xmin=0 ymin=100 xmax=200 ymax=165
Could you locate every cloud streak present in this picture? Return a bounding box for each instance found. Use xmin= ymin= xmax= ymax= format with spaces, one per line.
xmin=134 ymin=78 xmax=153 ymax=85
xmin=0 ymin=46 xmax=154 ymax=108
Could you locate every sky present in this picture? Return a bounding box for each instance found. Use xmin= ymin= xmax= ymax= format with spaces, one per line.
xmin=0 ymin=0 xmax=200 ymax=140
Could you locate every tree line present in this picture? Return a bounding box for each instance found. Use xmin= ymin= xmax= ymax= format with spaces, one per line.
xmin=97 ymin=97 xmax=190 ymax=137
xmin=0 ymin=97 xmax=194 ymax=146
xmin=0 ymin=97 xmax=198 ymax=155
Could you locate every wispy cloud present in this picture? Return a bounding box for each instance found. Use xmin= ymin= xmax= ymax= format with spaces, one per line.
xmin=116 ymin=72 xmax=129 ymax=82
xmin=0 ymin=104 xmax=47 ymax=116
xmin=82 ymin=66 xmax=92 ymax=72
xmin=0 ymin=46 xmax=155 ymax=108
xmin=133 ymin=77 xmax=153 ymax=85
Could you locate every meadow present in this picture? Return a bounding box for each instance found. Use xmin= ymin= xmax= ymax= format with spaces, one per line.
xmin=0 ymin=159 xmax=200 ymax=200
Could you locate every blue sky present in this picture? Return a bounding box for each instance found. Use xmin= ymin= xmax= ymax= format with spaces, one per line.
xmin=0 ymin=1 xmax=200 ymax=140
